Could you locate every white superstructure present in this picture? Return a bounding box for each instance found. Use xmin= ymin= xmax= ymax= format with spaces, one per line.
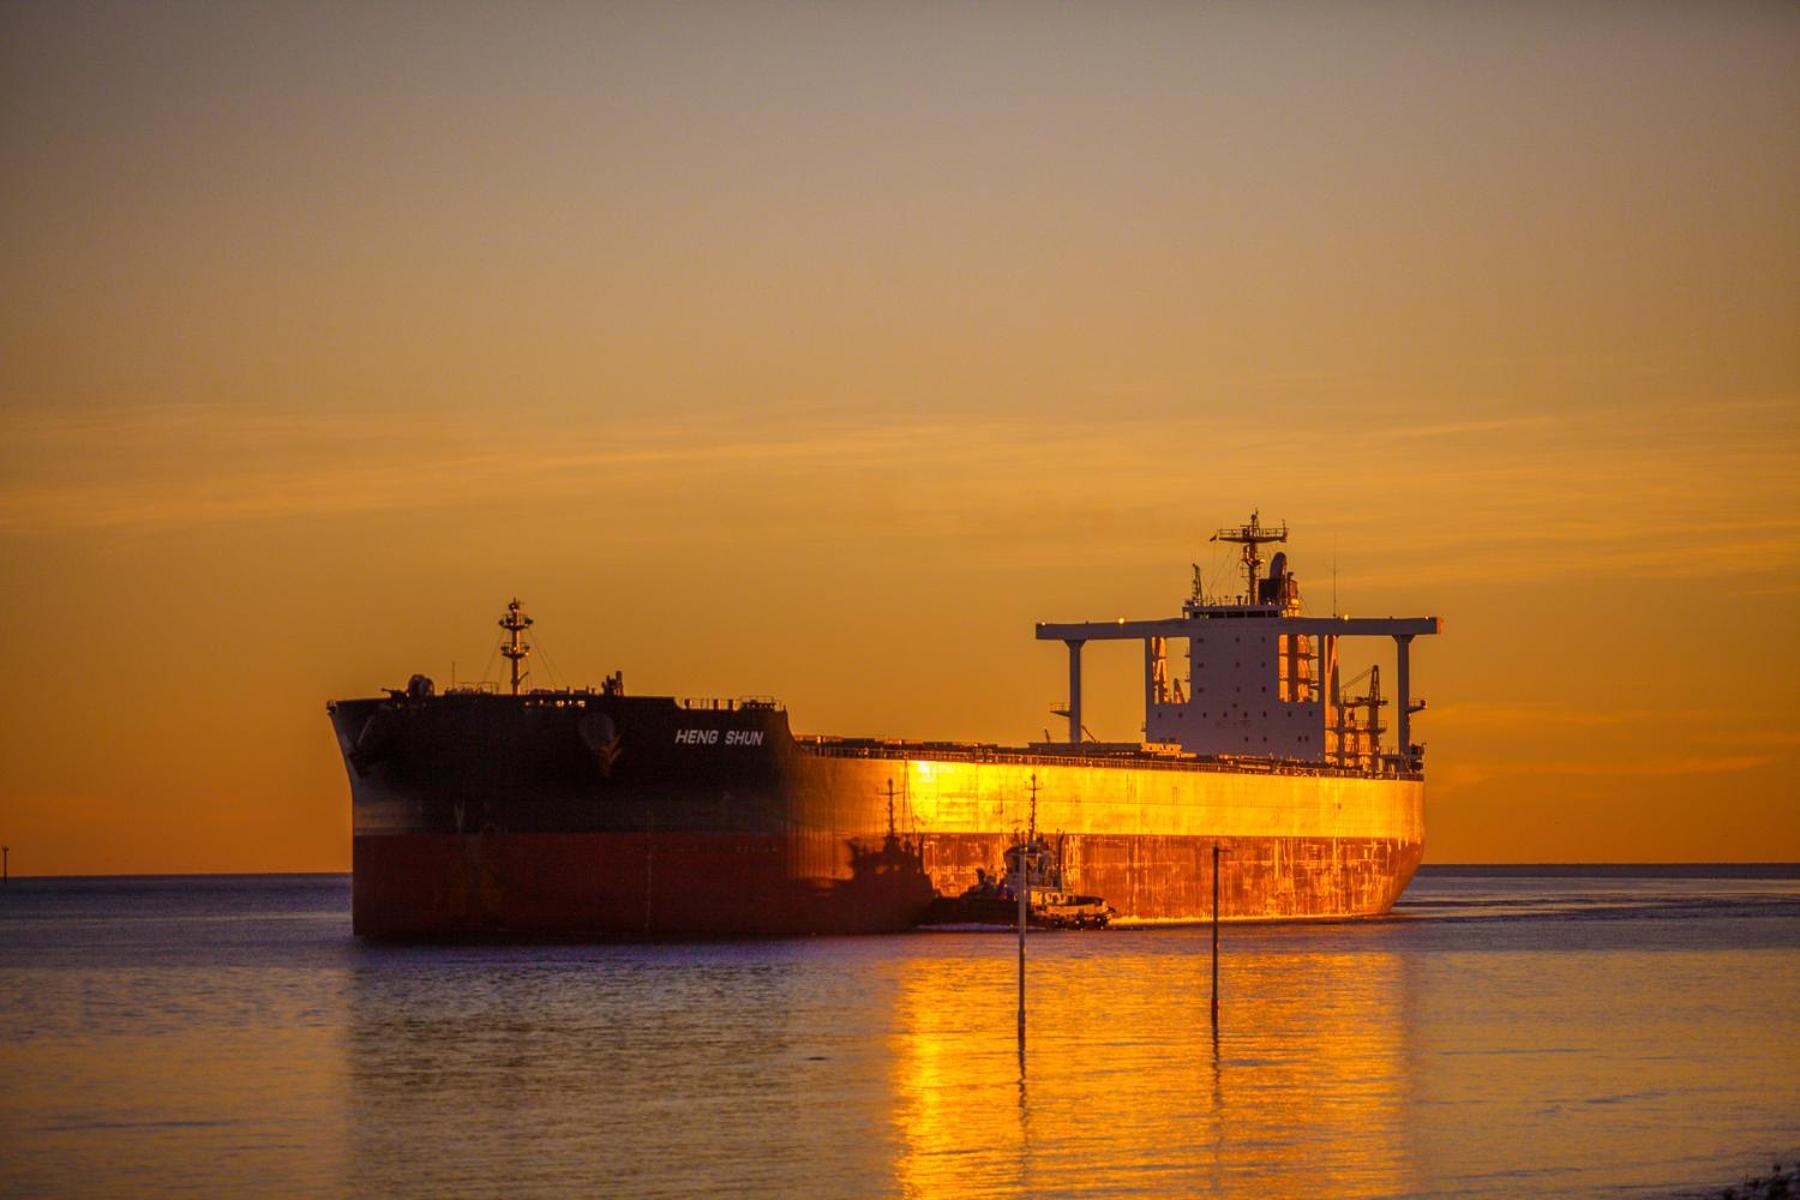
xmin=1036 ymin=513 xmax=1441 ymax=773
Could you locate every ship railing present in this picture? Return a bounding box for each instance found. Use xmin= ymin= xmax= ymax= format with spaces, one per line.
xmin=679 ymin=696 xmax=784 ymax=712
xmin=1181 ymin=599 xmax=1281 ymax=617
xmin=523 ymin=687 xmax=606 ymax=708
xmin=795 ymin=736 xmax=1422 ymax=781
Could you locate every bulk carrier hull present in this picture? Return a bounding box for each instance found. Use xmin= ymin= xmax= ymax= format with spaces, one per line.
xmin=330 ymin=692 xmax=1424 ymax=938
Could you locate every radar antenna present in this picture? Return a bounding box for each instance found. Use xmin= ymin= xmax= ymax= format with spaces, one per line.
xmin=498 ymin=598 xmax=533 ymax=695
xmin=1211 ymin=509 xmax=1288 ymax=604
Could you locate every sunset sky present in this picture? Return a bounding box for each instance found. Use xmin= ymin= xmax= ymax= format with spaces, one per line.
xmin=2 ymin=1 xmax=1796 ymax=873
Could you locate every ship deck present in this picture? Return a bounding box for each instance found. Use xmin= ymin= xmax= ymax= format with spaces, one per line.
xmin=793 ymin=735 xmax=1421 ymax=782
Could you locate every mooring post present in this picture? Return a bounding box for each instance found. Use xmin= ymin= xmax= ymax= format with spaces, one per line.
xmin=1017 ymin=843 xmax=1028 ymax=1043
xmin=1211 ymin=842 xmax=1221 ymax=1028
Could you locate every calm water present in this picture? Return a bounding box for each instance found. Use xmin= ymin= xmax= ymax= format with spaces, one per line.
xmin=1 ymin=869 xmax=1795 ymax=1199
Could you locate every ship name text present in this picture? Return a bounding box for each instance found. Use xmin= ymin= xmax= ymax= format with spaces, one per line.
xmin=674 ymin=728 xmax=765 ymax=747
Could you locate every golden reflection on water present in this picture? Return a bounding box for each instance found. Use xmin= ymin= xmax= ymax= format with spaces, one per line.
xmin=10 ymin=904 xmax=1799 ymax=1198
xmin=886 ymin=934 xmax=1414 ymax=1199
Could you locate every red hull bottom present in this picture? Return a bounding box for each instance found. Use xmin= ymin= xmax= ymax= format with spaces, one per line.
xmin=353 ymin=832 xmax=1423 ymax=938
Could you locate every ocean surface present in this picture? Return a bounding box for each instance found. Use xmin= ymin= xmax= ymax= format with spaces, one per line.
xmin=1 ymin=868 xmax=1795 ymax=1199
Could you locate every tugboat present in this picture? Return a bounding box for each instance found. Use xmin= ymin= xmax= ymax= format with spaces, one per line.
xmin=918 ymin=780 xmax=1117 ymax=930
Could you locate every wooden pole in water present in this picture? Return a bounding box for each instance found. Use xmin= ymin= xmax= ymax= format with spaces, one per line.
xmin=1017 ymin=842 xmax=1027 ymax=1042
xmin=1018 ymin=773 xmax=1039 ymax=1046
xmin=1211 ymin=842 xmax=1221 ymax=1028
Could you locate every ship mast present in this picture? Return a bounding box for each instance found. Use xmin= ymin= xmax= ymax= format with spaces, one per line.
xmin=498 ymin=598 xmax=533 ymax=696
xmin=1211 ymin=510 xmax=1288 ymax=604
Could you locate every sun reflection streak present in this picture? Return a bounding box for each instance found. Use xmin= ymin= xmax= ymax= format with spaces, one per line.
xmin=886 ymin=933 xmax=1414 ymax=1198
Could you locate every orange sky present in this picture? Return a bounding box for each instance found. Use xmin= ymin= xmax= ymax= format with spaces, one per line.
xmin=2 ymin=1 xmax=1796 ymax=873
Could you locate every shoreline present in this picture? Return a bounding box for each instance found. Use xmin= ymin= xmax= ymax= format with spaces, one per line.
xmin=1671 ymin=1162 xmax=1794 ymax=1200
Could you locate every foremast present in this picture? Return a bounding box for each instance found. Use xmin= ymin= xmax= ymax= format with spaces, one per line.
xmin=499 ymin=598 xmax=533 ymax=696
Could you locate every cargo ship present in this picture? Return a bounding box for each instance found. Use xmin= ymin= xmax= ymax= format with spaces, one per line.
xmin=328 ymin=514 xmax=1440 ymax=937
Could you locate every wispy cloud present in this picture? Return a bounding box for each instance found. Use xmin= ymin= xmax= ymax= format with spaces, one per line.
xmin=0 ymin=409 xmax=958 ymax=533
xmin=1377 ymin=414 xmax=1563 ymax=444
xmin=3 ymin=396 xmax=1798 ymax=598
xmin=1690 ymin=728 xmax=1800 ymax=749
xmin=1430 ymin=702 xmax=1660 ymax=730
xmin=1436 ymin=752 xmax=1780 ymax=793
